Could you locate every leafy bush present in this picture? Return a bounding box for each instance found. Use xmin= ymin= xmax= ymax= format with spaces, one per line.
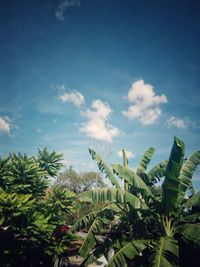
xmin=0 ymin=149 xmax=77 ymax=267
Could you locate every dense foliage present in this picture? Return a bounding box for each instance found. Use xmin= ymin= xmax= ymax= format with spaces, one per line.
xmin=0 ymin=138 xmax=199 ymax=267
xmin=0 ymin=149 xmax=76 ymax=267
xmin=77 ymin=137 xmax=200 ymax=267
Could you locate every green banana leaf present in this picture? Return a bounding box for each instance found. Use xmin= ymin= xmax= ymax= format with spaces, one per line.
xmin=149 ymin=237 xmax=179 ymax=267
xmin=178 ymin=212 xmax=200 ymax=223
xmin=107 ymin=240 xmax=149 ymax=267
xmin=89 ymin=148 xmax=121 ymax=189
xmin=148 ymin=160 xmax=168 ymax=183
xmin=112 ymin=164 xmax=153 ymax=197
xmin=177 ymin=151 xmax=200 ymax=205
xmin=72 ymin=203 xmax=121 ymax=231
xmin=79 ymin=217 xmax=104 ymax=258
xmin=78 ymin=188 xmax=146 ymax=209
xmin=136 ymin=147 xmax=155 ymax=174
xmin=161 ymin=137 xmax=185 ymax=214
xmin=76 ymin=203 xmax=122 ymax=258
xmin=175 ymin=224 xmax=200 ymax=246
xmin=184 ymin=191 xmax=200 ymax=208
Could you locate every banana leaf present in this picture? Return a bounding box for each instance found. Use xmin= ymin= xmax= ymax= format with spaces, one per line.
xmin=136 ymin=147 xmax=155 ymax=174
xmin=78 ymin=188 xmax=146 ymax=209
xmin=112 ymin=164 xmax=153 ymax=197
xmin=184 ymin=191 xmax=200 ymax=208
xmin=148 ymin=160 xmax=168 ymax=184
xmin=79 ymin=217 xmax=104 ymax=258
xmin=89 ymin=148 xmax=121 ymax=189
xmin=161 ymin=137 xmax=185 ymax=214
xmin=175 ymin=223 xmax=200 ymax=246
xmin=177 ymin=151 xmax=200 ymax=205
xmin=149 ymin=237 xmax=179 ymax=267
xmin=107 ymin=240 xmax=149 ymax=267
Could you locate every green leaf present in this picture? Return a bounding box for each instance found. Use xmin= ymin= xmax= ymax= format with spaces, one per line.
xmin=112 ymin=164 xmax=153 ymax=197
xmin=149 ymin=237 xmax=179 ymax=267
xmin=107 ymin=240 xmax=149 ymax=267
xmin=177 ymin=151 xmax=200 ymax=205
xmin=162 ymin=137 xmax=185 ymax=214
xmin=89 ymin=148 xmax=121 ymax=189
xmin=175 ymin=224 xmax=200 ymax=246
xmin=72 ymin=203 xmax=120 ymax=231
xmin=184 ymin=191 xmax=200 ymax=208
xmin=179 ymin=212 xmax=200 ymax=223
xmin=79 ymin=217 xmax=104 ymax=258
xmin=77 ymin=203 xmax=122 ymax=258
xmin=37 ymin=148 xmax=63 ymax=177
xmin=136 ymin=147 xmax=155 ymax=174
xmin=78 ymin=188 xmax=146 ymax=209
xmin=148 ymin=160 xmax=168 ymax=183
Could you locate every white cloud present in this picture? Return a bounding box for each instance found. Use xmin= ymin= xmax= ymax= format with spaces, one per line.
xmin=167 ymin=116 xmax=189 ymax=129
xmin=59 ymin=91 xmax=84 ymax=107
xmin=117 ymin=150 xmax=136 ymax=159
xmin=36 ymin=128 xmax=42 ymax=133
xmin=80 ymin=100 xmax=120 ymax=142
xmin=55 ymin=0 xmax=80 ymax=20
xmin=123 ymin=80 xmax=168 ymax=125
xmin=0 ymin=116 xmax=11 ymax=134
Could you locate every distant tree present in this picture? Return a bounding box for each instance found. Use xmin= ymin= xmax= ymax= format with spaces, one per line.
xmin=55 ymin=166 xmax=106 ymax=193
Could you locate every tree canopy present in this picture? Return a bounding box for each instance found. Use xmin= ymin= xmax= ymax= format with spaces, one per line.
xmin=55 ymin=166 xmax=106 ymax=193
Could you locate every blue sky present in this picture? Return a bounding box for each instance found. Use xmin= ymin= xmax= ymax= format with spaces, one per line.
xmin=0 ymin=0 xmax=200 ymax=188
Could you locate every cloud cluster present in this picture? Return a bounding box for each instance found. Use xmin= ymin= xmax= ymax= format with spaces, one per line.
xmin=0 ymin=116 xmax=11 ymax=134
xmin=55 ymin=0 xmax=80 ymax=20
xmin=167 ymin=116 xmax=189 ymax=129
xmin=123 ymin=80 xmax=167 ymax=125
xmin=117 ymin=149 xmax=135 ymax=159
xmin=59 ymin=91 xmax=84 ymax=107
xmin=80 ymin=100 xmax=120 ymax=142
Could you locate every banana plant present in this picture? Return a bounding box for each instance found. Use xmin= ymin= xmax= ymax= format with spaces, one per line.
xmin=77 ymin=137 xmax=200 ymax=266
xmin=74 ymin=146 xmax=159 ymax=263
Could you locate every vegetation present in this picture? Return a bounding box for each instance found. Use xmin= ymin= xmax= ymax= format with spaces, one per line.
xmin=0 ymin=149 xmax=76 ymax=267
xmin=77 ymin=137 xmax=200 ymax=266
xmin=0 ymin=138 xmax=199 ymax=267
xmin=55 ymin=166 xmax=106 ymax=193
